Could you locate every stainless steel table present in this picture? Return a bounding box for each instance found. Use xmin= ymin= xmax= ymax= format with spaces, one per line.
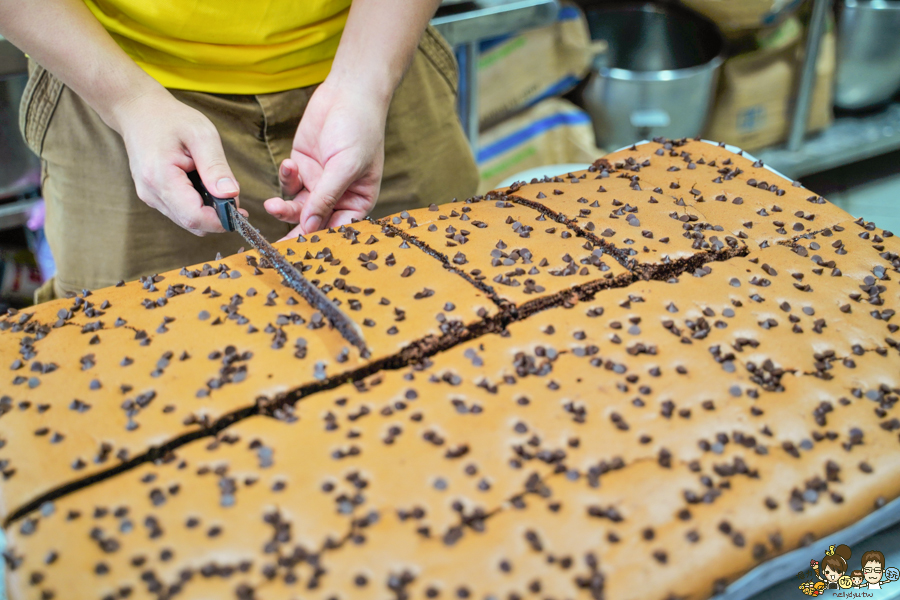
xmin=753 ymin=0 xmax=900 ymax=179
xmin=724 ymin=0 xmax=900 ymax=181
xmin=758 ymin=102 xmax=900 ymax=179
xmin=432 ymin=0 xmax=560 ymax=149
xmin=0 ymin=197 xmax=40 ymax=232
xmin=0 ymin=35 xmax=40 ymax=232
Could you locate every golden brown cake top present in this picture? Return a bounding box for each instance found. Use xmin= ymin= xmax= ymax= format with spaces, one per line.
xmin=1 ymin=139 xmax=898 ymax=600
xmin=6 ymin=280 xmax=899 ymax=600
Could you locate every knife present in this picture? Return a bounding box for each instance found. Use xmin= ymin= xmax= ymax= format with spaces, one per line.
xmin=187 ymin=170 xmax=369 ymax=358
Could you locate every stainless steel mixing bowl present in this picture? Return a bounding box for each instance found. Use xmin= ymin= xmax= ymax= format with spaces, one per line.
xmin=835 ymin=0 xmax=900 ymax=110
xmin=581 ymin=2 xmax=725 ymax=149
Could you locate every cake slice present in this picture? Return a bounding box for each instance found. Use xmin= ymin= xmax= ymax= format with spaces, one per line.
xmin=505 ymin=168 xmax=747 ymax=277
xmin=601 ymin=140 xmax=853 ymax=246
xmin=378 ymin=198 xmax=632 ymax=305
xmin=0 ymin=220 xmax=500 ymax=521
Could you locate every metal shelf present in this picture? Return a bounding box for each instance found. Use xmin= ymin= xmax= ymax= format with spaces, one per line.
xmin=0 ymin=197 xmax=40 ymax=232
xmin=432 ymin=0 xmax=560 ymax=149
xmin=432 ymin=0 xmax=558 ymax=47
xmin=734 ymin=0 xmax=900 ymax=179
xmin=756 ymin=102 xmax=900 ymax=179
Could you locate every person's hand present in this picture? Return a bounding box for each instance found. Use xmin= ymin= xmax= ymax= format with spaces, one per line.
xmin=112 ymin=87 xmax=245 ymax=235
xmin=264 ymin=79 xmax=386 ymax=239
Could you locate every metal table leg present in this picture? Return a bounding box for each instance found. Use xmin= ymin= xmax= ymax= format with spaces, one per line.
xmin=434 ymin=0 xmax=561 ymax=153
xmin=787 ymin=0 xmax=833 ymax=152
xmin=458 ymin=41 xmax=480 ymax=152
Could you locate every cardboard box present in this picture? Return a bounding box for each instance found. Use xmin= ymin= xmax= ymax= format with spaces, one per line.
xmin=477 ymin=3 xmax=593 ymax=129
xmin=680 ymin=0 xmax=804 ymax=34
xmin=704 ymin=17 xmax=835 ymax=151
xmin=476 ymin=97 xmax=603 ymax=194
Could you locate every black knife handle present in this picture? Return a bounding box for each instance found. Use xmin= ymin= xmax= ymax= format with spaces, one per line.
xmin=187 ymin=170 xmax=236 ymax=232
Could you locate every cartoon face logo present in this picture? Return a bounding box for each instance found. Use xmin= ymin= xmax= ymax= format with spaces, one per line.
xmin=859 ymin=550 xmax=896 ymax=588
xmin=799 ymin=581 xmax=825 ymax=596
xmin=864 ymin=560 xmax=884 ymax=584
xmin=818 ymin=544 xmax=851 ymax=584
xmin=801 ymin=545 xmax=895 ymax=595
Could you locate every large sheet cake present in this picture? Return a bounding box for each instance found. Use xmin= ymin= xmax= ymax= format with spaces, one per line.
xmin=1 ymin=139 xmax=898 ymax=600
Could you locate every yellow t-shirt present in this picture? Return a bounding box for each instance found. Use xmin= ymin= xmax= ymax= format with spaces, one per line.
xmin=84 ymin=0 xmax=351 ymax=94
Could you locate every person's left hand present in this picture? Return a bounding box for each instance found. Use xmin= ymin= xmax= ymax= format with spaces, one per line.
xmin=264 ymin=79 xmax=387 ymax=239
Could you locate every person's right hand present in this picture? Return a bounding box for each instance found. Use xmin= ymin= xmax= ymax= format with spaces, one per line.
xmin=111 ymin=88 xmax=244 ymax=235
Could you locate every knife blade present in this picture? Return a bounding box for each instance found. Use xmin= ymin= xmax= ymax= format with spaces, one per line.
xmin=187 ymin=171 xmax=369 ymax=358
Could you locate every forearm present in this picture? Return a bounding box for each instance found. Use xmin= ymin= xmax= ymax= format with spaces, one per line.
xmin=327 ymin=0 xmax=442 ymax=107
xmin=0 ymin=0 xmax=165 ymax=133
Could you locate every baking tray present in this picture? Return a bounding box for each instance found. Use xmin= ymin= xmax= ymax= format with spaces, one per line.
xmin=722 ymin=495 xmax=900 ymax=600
